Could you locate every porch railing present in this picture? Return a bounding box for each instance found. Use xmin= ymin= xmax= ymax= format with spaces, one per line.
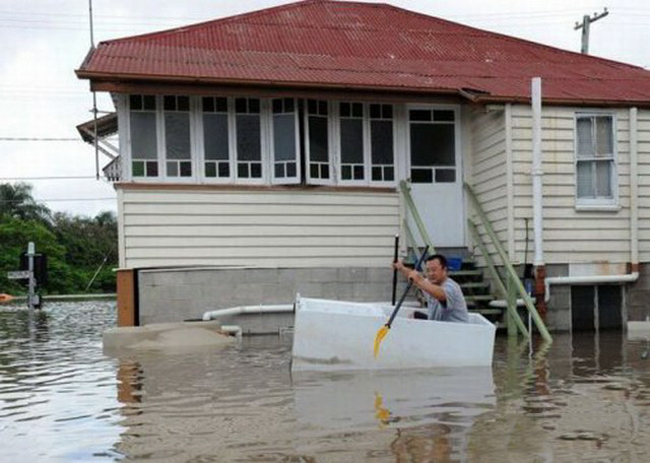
xmin=464 ymin=182 xmax=552 ymax=343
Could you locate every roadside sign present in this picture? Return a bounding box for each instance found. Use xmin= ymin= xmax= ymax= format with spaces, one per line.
xmin=7 ymin=270 xmax=31 ymax=280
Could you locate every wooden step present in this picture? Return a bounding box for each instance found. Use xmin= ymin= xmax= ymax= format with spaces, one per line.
xmin=460 ymin=282 xmax=490 ymax=289
xmin=449 ymin=270 xmax=482 ymax=277
xmin=464 ymin=294 xmax=495 ymax=302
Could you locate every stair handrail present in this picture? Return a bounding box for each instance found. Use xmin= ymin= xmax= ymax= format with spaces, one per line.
xmin=399 ymin=180 xmax=436 ymax=254
xmin=464 ymin=182 xmax=552 ymax=343
xmin=467 ymin=218 xmax=530 ymax=339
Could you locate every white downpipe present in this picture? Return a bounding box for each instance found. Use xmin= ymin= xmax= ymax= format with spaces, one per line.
xmin=630 ymin=107 xmax=639 ymax=265
xmin=202 ymin=304 xmax=294 ymax=321
xmin=531 ymin=77 xmax=544 ymax=267
xmin=221 ymin=325 xmax=243 ymax=339
xmin=543 ymin=107 xmax=641 ymax=303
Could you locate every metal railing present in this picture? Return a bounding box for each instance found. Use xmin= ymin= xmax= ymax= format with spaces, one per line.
xmin=464 ymin=182 xmax=552 ymax=343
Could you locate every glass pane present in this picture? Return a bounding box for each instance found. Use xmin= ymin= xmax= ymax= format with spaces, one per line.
xmin=595 ymin=116 xmax=613 ymax=157
xmin=370 ymin=104 xmax=381 ymax=119
xmin=410 ymin=124 xmax=455 ymax=167
xmin=353 ymin=165 xmax=364 ymax=180
xmin=273 ymin=99 xmax=282 ymax=114
xmin=372 ymin=166 xmax=381 ymax=181
xmin=310 ymin=163 xmax=319 ymax=178
xmin=384 ymin=166 xmax=394 ymax=181
xmin=342 ymin=165 xmax=352 ymax=180
xmin=164 ymin=95 xmax=175 ymax=111
xmin=382 ymin=105 xmax=393 ymax=119
xmin=273 ymin=114 xmax=296 ymax=162
xmin=235 ymin=98 xmax=247 ymax=113
xmin=180 ymin=161 xmax=192 ymax=177
xmin=340 ymin=118 xmax=363 ymax=164
xmin=410 ymin=110 xmax=431 ymax=122
xmin=251 ymin=163 xmax=262 ymax=178
xmin=249 ymin=99 xmax=260 ymax=114
xmin=178 ymin=96 xmax=189 ymax=111
xmin=595 ymin=161 xmax=612 ymax=197
xmin=411 ymin=168 xmax=433 ymax=183
xmin=146 ymin=161 xmax=158 ymax=177
xmin=205 ymin=162 xmax=216 ymax=177
xmin=238 ymin=163 xmax=249 ymax=178
xmin=285 ymin=98 xmax=294 ymax=113
xmin=576 ymin=117 xmax=594 ymax=158
xmin=308 ymin=117 xmax=329 ymax=163
xmin=435 ymin=169 xmax=456 ymax=183
xmin=202 ymin=97 xmax=214 ymax=113
xmin=371 ymin=120 xmax=393 ymax=164
xmin=321 ymin=164 xmax=330 ymax=178
xmin=286 ymin=162 xmax=296 ymax=177
xmin=577 ymin=161 xmax=594 ymax=198
xmin=434 ymin=110 xmax=454 ymax=121
xmin=216 ymin=98 xmax=227 ymax=112
xmin=167 ymin=161 xmax=178 ymax=176
xmin=132 ymin=161 xmax=144 ymax=177
xmin=165 ymin=113 xmax=190 ymax=160
xmin=203 ymin=114 xmax=229 ymax=160
xmin=275 ymin=163 xmax=285 ymax=178
xmin=143 ymin=95 xmax=156 ymax=110
xmin=130 ymin=112 xmax=157 ymax=159
xmin=236 ymin=115 xmax=261 ymax=161
xmin=218 ymin=162 xmax=229 ymax=177
xmin=340 ymin=102 xmax=350 ymax=118
xmin=130 ymin=95 xmax=142 ymax=110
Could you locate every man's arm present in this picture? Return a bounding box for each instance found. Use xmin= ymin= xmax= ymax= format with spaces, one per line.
xmin=393 ymin=260 xmax=446 ymax=302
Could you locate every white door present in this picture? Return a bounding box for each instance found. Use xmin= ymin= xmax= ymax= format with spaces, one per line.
xmin=406 ymin=106 xmax=464 ymax=248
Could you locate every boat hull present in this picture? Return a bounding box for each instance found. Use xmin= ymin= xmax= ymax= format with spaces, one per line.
xmin=291 ymin=297 xmax=496 ymax=371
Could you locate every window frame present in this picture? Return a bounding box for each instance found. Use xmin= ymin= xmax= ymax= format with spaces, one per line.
xmin=198 ymin=96 xmax=235 ymax=184
xmin=161 ymin=94 xmax=196 ymax=183
xmin=405 ymin=104 xmax=460 ymax=186
xmin=574 ymin=112 xmax=618 ymax=209
xmin=304 ymin=99 xmax=335 ymax=186
xmin=126 ymin=94 xmax=161 ymax=182
xmin=269 ymin=97 xmax=301 ymax=185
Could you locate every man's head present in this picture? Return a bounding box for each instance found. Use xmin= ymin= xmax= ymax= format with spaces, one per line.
xmin=425 ymin=254 xmax=448 ymax=284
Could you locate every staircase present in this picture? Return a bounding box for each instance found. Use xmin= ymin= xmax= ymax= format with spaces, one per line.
xmin=448 ymin=258 xmax=504 ymax=324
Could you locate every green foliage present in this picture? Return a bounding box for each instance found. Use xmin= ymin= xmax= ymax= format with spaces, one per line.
xmin=0 ymin=183 xmax=117 ymax=295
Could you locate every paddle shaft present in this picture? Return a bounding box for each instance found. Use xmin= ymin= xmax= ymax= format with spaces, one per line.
xmin=385 ymin=245 xmax=429 ymax=329
xmin=391 ymin=234 xmax=399 ymax=306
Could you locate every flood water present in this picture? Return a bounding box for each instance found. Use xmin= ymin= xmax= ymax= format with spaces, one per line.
xmin=1 ymin=302 xmax=649 ymax=462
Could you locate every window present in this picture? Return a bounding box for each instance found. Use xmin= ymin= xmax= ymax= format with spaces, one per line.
xmin=129 ymin=94 xmax=158 ymax=177
xmin=339 ymin=102 xmax=365 ymax=182
xmin=576 ymin=114 xmax=616 ymax=204
xmin=271 ymin=98 xmax=299 ymax=183
xmin=306 ymin=99 xmax=331 ymax=183
xmin=369 ymin=104 xmax=395 ymax=182
xmin=163 ymin=95 xmax=192 ymax=178
xmin=202 ymin=97 xmax=230 ymax=179
xmin=235 ymin=98 xmax=262 ymax=180
xmin=409 ymin=109 xmax=456 ymax=184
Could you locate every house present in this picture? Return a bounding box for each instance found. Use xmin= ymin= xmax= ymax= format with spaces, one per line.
xmin=76 ymin=0 xmax=650 ymax=331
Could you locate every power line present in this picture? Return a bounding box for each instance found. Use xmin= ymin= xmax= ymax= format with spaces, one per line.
xmin=0 ymin=198 xmax=115 ymax=203
xmin=0 ymin=137 xmax=81 ymax=141
xmin=0 ymin=176 xmax=99 ymax=181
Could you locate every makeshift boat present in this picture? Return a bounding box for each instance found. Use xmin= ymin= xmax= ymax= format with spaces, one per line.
xmin=291 ymin=297 xmax=496 ymax=371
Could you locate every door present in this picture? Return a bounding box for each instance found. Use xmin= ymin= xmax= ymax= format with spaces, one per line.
xmin=406 ymin=106 xmax=464 ymax=247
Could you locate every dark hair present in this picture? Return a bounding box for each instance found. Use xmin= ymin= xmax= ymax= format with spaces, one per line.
xmin=426 ymin=254 xmax=447 ymax=269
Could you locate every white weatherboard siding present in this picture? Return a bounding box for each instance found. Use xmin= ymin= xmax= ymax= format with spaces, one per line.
xmin=511 ymin=105 xmax=632 ymax=264
xmin=469 ymin=107 xmax=508 ymax=266
xmin=119 ymin=187 xmax=400 ymax=268
xmin=639 ymin=109 xmax=650 ymax=262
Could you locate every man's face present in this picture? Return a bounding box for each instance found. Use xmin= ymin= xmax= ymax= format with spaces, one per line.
xmin=425 ymin=259 xmax=447 ymax=284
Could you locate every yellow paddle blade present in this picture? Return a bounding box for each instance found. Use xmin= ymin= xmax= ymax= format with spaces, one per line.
xmin=374 ymin=392 xmax=390 ymax=427
xmin=373 ymin=325 xmax=390 ymax=358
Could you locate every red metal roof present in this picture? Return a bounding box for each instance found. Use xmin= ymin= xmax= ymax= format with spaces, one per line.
xmin=77 ymin=0 xmax=650 ymax=105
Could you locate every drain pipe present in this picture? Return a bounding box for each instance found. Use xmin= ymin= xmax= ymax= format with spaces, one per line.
xmin=202 ymin=304 xmax=294 ymax=321
xmin=531 ymin=77 xmax=547 ymax=316
xmin=544 ymin=106 xmax=641 ymax=302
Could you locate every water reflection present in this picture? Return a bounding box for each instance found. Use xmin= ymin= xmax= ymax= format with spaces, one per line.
xmin=2 ymin=302 xmax=650 ymax=462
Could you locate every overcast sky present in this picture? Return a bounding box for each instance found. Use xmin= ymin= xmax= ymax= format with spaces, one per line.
xmin=1 ymin=0 xmax=648 ymax=217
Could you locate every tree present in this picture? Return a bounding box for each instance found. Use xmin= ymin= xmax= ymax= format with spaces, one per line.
xmin=0 ymin=183 xmax=51 ymax=224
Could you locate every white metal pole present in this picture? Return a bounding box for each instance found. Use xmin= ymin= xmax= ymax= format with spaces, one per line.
xmin=531 ymin=78 xmax=544 ymax=267
xmin=27 ymin=242 xmax=35 ymax=311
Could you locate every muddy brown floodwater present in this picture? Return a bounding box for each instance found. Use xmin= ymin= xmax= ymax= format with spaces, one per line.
xmin=1 ymin=301 xmax=649 ymax=462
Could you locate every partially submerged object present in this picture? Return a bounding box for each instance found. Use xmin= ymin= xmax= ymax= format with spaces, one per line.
xmin=103 ymin=320 xmax=236 ymax=355
xmin=292 ymin=297 xmax=496 ymax=371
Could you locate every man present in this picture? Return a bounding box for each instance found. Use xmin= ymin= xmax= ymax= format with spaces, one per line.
xmin=393 ymin=254 xmax=469 ymax=323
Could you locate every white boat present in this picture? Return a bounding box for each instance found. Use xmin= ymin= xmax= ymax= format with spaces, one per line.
xmin=291 ymin=296 xmax=496 ymax=371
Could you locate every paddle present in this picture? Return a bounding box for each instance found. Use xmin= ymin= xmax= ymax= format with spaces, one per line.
xmin=373 ymin=245 xmax=429 ymax=358
xmin=391 ymin=234 xmax=399 ymax=306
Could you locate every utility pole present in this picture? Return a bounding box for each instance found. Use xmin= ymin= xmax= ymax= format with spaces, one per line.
xmin=574 ymin=8 xmax=609 ymax=54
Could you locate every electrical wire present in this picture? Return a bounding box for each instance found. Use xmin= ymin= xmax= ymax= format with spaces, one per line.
xmin=0 ymin=198 xmax=115 ymax=203
xmin=0 ymin=176 xmax=99 ymax=181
